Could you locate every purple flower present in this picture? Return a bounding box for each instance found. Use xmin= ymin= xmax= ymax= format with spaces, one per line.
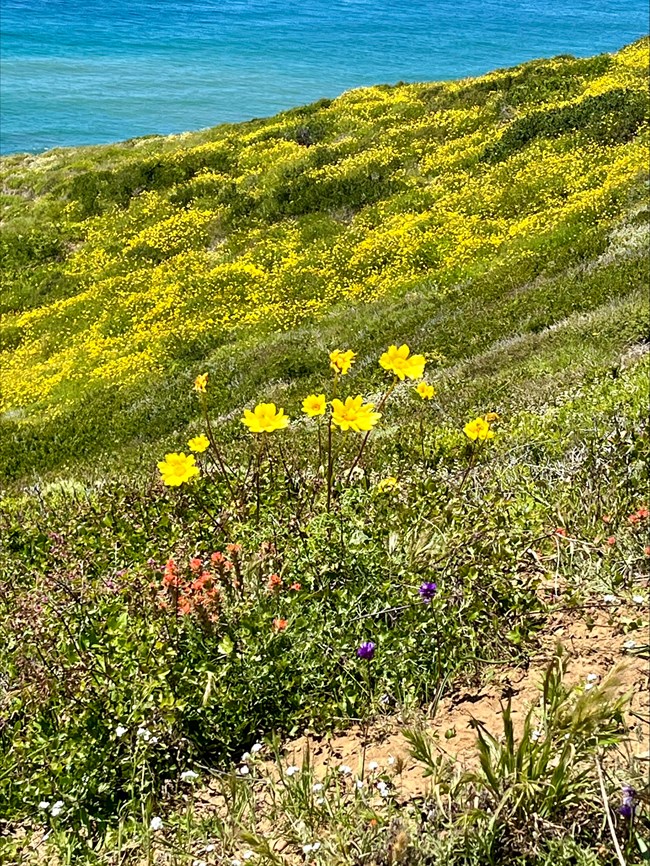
xmin=357 ymin=641 xmax=376 ymax=660
xmin=419 ymin=582 xmax=437 ymax=602
xmin=619 ymin=785 xmax=636 ymax=819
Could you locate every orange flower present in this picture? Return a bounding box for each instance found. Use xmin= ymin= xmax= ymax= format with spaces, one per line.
xmin=211 ymin=551 xmax=225 ymax=564
xmin=177 ymin=597 xmax=192 ymax=615
xmin=602 ymin=514 xmax=611 ymax=524
xmin=555 ymin=527 xmax=567 ymax=537
xmin=644 ymin=546 xmax=650 ymax=557
xmin=268 ymin=573 xmax=282 ymax=592
xmin=273 ymin=618 xmax=288 ymax=631
xmin=162 ymin=558 xmax=179 ymax=587
xmin=226 ymin=543 xmax=242 ymax=555
xmin=290 ymin=582 xmax=301 ymax=591
xmin=189 ymin=557 xmax=202 ymax=572
xmin=606 ymin=536 xmax=616 ymax=546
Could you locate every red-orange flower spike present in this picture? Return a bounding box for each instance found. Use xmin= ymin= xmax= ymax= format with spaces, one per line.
xmin=189 ymin=557 xmax=202 ymax=572
xmin=268 ymin=573 xmax=282 ymax=592
xmin=273 ymin=618 xmax=288 ymax=631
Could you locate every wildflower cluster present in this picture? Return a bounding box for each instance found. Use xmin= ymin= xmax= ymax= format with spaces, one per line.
xmin=156 ymin=554 xmax=228 ymax=619
xmin=1 ymin=40 xmax=646 ymax=419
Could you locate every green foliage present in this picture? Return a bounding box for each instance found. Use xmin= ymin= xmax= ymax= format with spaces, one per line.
xmin=0 ymin=41 xmax=649 ymax=865
xmin=484 ymin=88 xmax=650 ymax=162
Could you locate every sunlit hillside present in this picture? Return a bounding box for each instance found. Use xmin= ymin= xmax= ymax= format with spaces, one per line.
xmin=1 ymin=40 xmax=649 ymax=866
xmin=0 ymin=39 xmax=648 ymax=480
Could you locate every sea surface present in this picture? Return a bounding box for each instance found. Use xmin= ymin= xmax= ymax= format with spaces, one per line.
xmin=0 ymin=0 xmax=647 ymax=155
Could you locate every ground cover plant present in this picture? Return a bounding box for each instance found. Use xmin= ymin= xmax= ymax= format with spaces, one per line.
xmin=0 ymin=38 xmax=649 ymax=866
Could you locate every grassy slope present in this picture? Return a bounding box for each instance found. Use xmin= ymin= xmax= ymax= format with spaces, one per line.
xmin=0 ymin=39 xmax=649 ymax=866
xmin=0 ymin=39 xmax=648 ymax=481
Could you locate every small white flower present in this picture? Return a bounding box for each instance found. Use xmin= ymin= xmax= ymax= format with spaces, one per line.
xmin=250 ymin=742 xmax=263 ymax=754
xmin=149 ymin=736 xmax=158 ymax=745
xmin=376 ymin=781 xmax=390 ymax=798
xmin=181 ymin=770 xmax=199 ymax=782
xmin=115 ymin=725 xmax=127 ymax=738
xmin=150 ymin=816 xmax=163 ymax=831
xmin=204 ymin=844 xmax=215 ymax=852
xmin=387 ymin=756 xmax=395 ymax=766
xmin=38 ymin=801 xmax=50 ymax=810
xmin=603 ymin=594 xmax=618 ymax=603
xmin=312 ymin=782 xmax=323 ymax=792
xmin=241 ymin=751 xmax=251 ymax=762
xmin=531 ymin=729 xmax=542 ymax=741
xmin=137 ymin=726 xmax=153 ymax=741
xmin=367 ymin=761 xmax=379 ymax=772
xmin=338 ymin=764 xmax=352 ymax=775
xmin=585 ymin=682 xmax=595 ymax=691
xmin=242 ymin=852 xmax=254 ymax=861
xmin=302 ymin=844 xmax=313 ymax=854
xmin=286 ymin=765 xmax=300 ymax=777
xmin=355 ymin=779 xmax=364 ymax=789
xmin=50 ymin=801 xmax=64 ymax=817
xmin=316 ymin=796 xmax=325 ymax=805
xmin=193 ymin=860 xmax=207 ymax=866
xmin=624 ymin=639 xmax=637 ymax=649
xmin=231 ymin=860 xmax=243 ymax=866
xmin=379 ymin=694 xmax=390 ymax=705
xmin=632 ymin=594 xmax=645 ymax=604
xmin=586 ymin=673 xmax=599 ymax=682
xmin=237 ymin=765 xmax=250 ymax=776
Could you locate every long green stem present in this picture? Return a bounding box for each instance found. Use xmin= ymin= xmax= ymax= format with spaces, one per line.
xmin=200 ymin=397 xmax=236 ymax=502
xmin=326 ymin=372 xmax=339 ymax=513
xmin=346 ymin=378 xmax=397 ymax=484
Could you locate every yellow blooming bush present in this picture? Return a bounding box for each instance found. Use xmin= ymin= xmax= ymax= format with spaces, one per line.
xmin=0 ymin=40 xmax=647 ymax=418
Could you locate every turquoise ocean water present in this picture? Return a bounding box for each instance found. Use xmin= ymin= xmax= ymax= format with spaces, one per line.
xmin=0 ymin=0 xmax=647 ymax=155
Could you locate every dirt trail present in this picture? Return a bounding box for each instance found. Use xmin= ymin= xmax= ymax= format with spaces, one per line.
xmin=279 ymin=601 xmax=649 ymax=796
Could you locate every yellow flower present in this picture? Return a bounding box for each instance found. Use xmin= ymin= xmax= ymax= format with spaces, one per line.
xmin=379 ymin=344 xmax=426 ymax=380
xmin=484 ymin=412 xmax=500 ymax=423
xmin=194 ymin=373 xmax=208 ymax=393
xmin=331 ymin=396 xmax=382 ymax=432
xmin=242 ymin=403 xmax=290 ymax=433
xmin=329 ymin=349 xmax=356 ymax=375
xmin=376 ymin=476 xmax=399 ymax=493
xmin=464 ymin=417 xmax=495 ymax=441
xmin=157 ymin=452 xmax=200 ymax=486
xmin=188 ymin=434 xmax=210 ymax=453
xmin=416 ymin=381 xmax=435 ymax=400
xmin=302 ymin=393 xmax=327 ymax=417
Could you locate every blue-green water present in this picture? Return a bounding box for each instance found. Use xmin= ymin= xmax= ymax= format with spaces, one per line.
xmin=0 ymin=0 xmax=647 ymax=155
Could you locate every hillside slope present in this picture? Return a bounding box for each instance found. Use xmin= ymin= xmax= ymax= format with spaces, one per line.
xmin=0 ymin=38 xmax=648 ymax=481
xmin=0 ymin=40 xmax=649 ymax=866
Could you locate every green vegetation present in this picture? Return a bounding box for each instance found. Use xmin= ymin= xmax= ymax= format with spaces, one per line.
xmin=1 ymin=39 xmax=649 ymax=866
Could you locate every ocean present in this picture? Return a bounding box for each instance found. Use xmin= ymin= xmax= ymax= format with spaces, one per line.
xmin=0 ymin=0 xmax=647 ymax=155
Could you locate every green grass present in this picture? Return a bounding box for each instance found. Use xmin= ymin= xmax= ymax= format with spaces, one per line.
xmin=1 ymin=39 xmax=649 ymax=866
